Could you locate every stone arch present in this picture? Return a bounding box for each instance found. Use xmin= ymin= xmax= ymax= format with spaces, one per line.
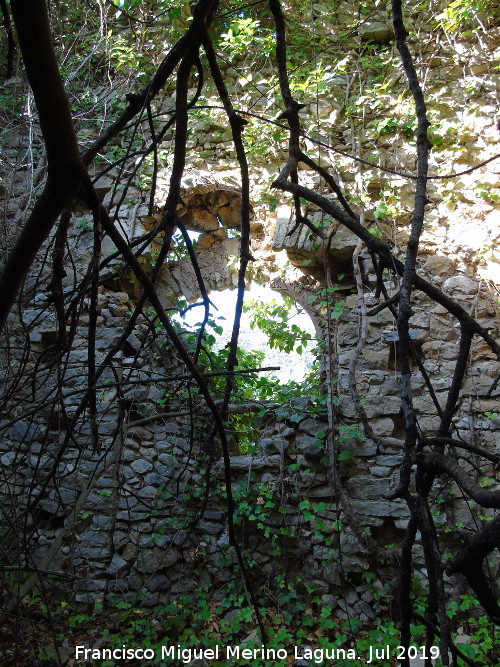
xmin=155 ymin=183 xmax=254 ymax=304
xmin=154 ymin=181 xmax=320 ymax=327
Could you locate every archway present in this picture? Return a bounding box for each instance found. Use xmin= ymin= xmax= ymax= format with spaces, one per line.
xmin=174 ymin=283 xmax=318 ymax=384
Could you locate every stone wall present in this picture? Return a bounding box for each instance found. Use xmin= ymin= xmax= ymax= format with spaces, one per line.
xmin=1 ymin=1 xmax=500 ymax=623
xmin=1 ymin=189 xmax=498 ymax=613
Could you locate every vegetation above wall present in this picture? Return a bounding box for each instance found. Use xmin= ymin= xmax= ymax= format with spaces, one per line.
xmin=1 ymin=0 xmax=500 ymax=665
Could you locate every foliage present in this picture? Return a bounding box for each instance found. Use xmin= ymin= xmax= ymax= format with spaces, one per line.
xmin=244 ymin=294 xmax=316 ymax=355
xmin=19 ymin=572 xmax=500 ymax=666
xmin=437 ymin=0 xmax=490 ymax=30
xmin=2 ymin=0 xmax=500 ymax=664
xmin=220 ymin=17 xmax=274 ymax=61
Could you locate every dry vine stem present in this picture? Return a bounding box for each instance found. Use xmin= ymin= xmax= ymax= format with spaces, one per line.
xmin=0 ymin=0 xmax=499 ymax=660
xmin=268 ymin=0 xmax=499 ymax=662
xmin=1 ymin=0 xmax=270 ymax=643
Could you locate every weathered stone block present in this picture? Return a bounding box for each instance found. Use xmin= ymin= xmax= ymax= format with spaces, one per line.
xmin=359 ymin=21 xmax=394 ymax=43
xmin=346 ymin=476 xmax=394 ymax=499
xmin=443 ymin=275 xmax=479 ymax=295
xmin=196 ymin=521 xmax=222 ymax=535
xmin=371 ymin=417 xmax=395 ymax=437
xmin=146 ymin=574 xmax=170 ymax=592
xmin=107 ymin=553 xmax=128 ymax=576
xmin=258 ymin=437 xmax=289 ymax=455
xmin=131 ymin=459 xmax=153 ymax=474
xmin=136 ymin=547 xmax=180 ymax=573
xmin=350 ymin=499 xmax=409 ymax=520
xmin=10 ymin=422 xmax=43 ymax=442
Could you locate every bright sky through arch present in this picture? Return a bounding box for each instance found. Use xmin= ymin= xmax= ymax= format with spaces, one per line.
xmin=177 ymin=283 xmax=317 ymax=383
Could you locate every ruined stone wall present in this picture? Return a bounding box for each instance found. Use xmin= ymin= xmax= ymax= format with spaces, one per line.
xmin=1 ymin=7 xmax=500 ymax=618
xmin=1 ymin=179 xmax=498 ymax=614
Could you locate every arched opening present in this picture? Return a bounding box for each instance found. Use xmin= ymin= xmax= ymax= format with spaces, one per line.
xmin=173 ymin=283 xmax=318 ymax=384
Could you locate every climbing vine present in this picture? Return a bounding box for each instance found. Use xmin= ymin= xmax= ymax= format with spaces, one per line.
xmin=0 ymin=0 xmax=499 ymax=664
